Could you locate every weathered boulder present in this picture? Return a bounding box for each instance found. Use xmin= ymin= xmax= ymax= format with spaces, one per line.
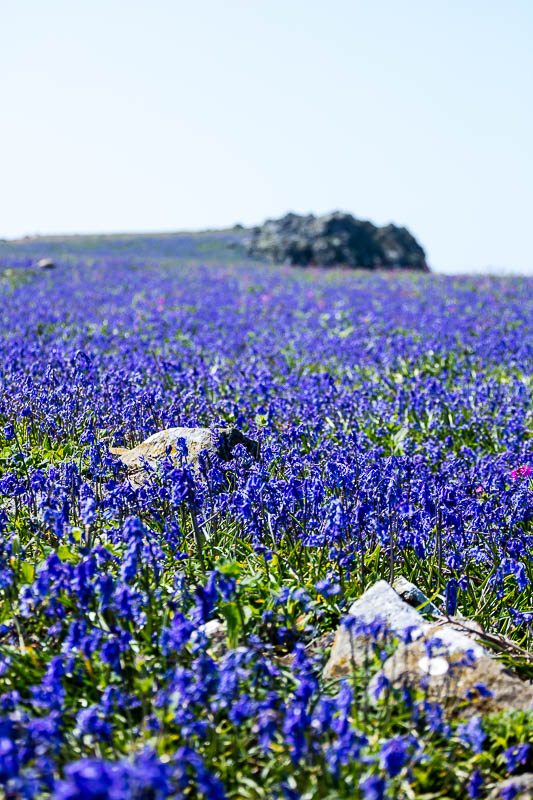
xmin=324 ymin=579 xmax=533 ymax=717
xmin=37 ymin=258 xmax=55 ymax=269
xmin=247 ymin=211 xmax=429 ymax=271
xmin=323 ymin=580 xmax=430 ymax=679
xmin=374 ymin=619 xmax=533 ymax=717
xmin=488 ymin=774 xmax=533 ymax=799
xmin=111 ymin=426 xmax=259 ymax=486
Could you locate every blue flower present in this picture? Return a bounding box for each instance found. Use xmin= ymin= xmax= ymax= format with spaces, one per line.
xmin=315 ymin=578 xmax=341 ymax=598
xmin=0 ymin=737 xmax=18 ymax=784
xmin=372 ymin=673 xmax=390 ymax=700
xmin=359 ymin=774 xmax=386 ymax=800
xmin=445 ymin=578 xmax=458 ymax=615
xmin=52 ymin=759 xmax=122 ymax=800
xmin=467 ymin=769 xmax=483 ymax=798
xmin=3 ymin=424 xmax=14 ymax=442
xmin=379 ymin=736 xmax=409 ymax=777
xmin=458 ymin=716 xmax=486 ymax=754
xmin=504 ymin=743 xmax=530 ymax=773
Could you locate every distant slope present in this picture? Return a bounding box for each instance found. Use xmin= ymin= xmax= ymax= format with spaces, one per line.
xmin=0 ymin=228 xmax=248 ymax=264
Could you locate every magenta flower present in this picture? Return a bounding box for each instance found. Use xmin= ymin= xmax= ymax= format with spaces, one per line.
xmin=510 ymin=464 xmax=532 ymax=481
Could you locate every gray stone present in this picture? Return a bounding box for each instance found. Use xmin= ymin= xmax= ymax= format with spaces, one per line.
xmin=323 ymin=580 xmax=430 ymax=679
xmin=199 ymin=619 xmax=227 ymax=651
xmin=373 ymin=619 xmax=533 ymax=717
xmin=323 ymin=579 xmax=533 ymax=716
xmin=393 ymin=576 xmax=441 ymax=618
xmin=488 ymin=774 xmax=533 ymax=799
xmin=110 ymin=426 xmax=259 ymax=487
xmin=37 ymin=258 xmax=55 ymax=269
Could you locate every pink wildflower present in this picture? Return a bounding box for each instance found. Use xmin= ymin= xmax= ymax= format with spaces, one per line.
xmin=510 ymin=464 xmax=532 ymax=481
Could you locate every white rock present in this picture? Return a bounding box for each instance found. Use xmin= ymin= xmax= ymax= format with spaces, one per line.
xmin=190 ymin=619 xmax=227 ymax=653
xmin=323 ymin=580 xmax=430 ymax=679
xmin=201 ymin=619 xmax=226 ymax=639
xmin=371 ymin=619 xmax=533 ymax=716
xmin=37 ymin=258 xmax=55 ymax=269
xmin=417 ymin=655 xmax=449 ymax=676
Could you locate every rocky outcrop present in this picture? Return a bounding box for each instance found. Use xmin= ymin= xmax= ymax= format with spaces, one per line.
xmin=375 ymin=618 xmax=533 ymax=717
xmin=324 ymin=579 xmax=533 ymax=717
xmin=324 ymin=580 xmax=427 ymax=679
xmin=246 ymin=212 xmax=429 ymax=271
xmin=37 ymin=258 xmax=55 ymax=269
xmin=110 ymin=426 xmax=259 ymax=486
xmin=192 ymin=619 xmax=228 ymax=655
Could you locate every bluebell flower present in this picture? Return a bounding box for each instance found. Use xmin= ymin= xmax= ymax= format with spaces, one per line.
xmin=81 ymin=497 xmax=97 ymax=526
xmin=504 ymin=743 xmax=530 ymax=773
xmin=315 ymin=578 xmax=341 ymax=598
xmin=458 ymin=716 xmax=485 ymax=754
xmin=359 ymin=774 xmax=386 ymax=800
xmin=379 ymin=736 xmax=410 ymax=777
xmin=467 ymin=769 xmax=483 ymax=798
xmin=373 ymin=673 xmax=390 ymax=699
xmin=0 ymin=737 xmax=18 ymax=784
xmin=499 ymin=784 xmax=521 ymax=800
xmin=445 ymin=578 xmax=458 ymax=615
xmin=3 ymin=424 xmax=14 ymax=442
xmin=52 ymin=759 xmax=122 ymax=800
xmin=76 ymin=706 xmax=112 ymax=742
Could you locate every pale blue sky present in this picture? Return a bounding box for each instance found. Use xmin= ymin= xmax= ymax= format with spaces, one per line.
xmin=2 ymin=0 xmax=532 ymax=273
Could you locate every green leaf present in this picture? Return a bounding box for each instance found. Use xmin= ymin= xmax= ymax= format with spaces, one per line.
xmin=392 ymin=425 xmax=409 ymax=453
xmin=57 ymin=545 xmax=79 ymax=563
xmin=217 ymin=561 xmax=242 ymax=578
xmin=20 ymin=561 xmax=34 ymax=583
xmin=219 ymin=602 xmax=241 ymax=647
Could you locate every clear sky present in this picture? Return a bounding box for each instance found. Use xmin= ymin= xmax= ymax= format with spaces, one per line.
xmin=2 ymin=0 xmax=532 ymax=273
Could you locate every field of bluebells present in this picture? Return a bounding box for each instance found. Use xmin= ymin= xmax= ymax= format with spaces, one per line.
xmin=0 ymin=234 xmax=532 ymax=799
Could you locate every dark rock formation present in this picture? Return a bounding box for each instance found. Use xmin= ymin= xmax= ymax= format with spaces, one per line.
xmin=247 ymin=211 xmax=429 ymax=271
